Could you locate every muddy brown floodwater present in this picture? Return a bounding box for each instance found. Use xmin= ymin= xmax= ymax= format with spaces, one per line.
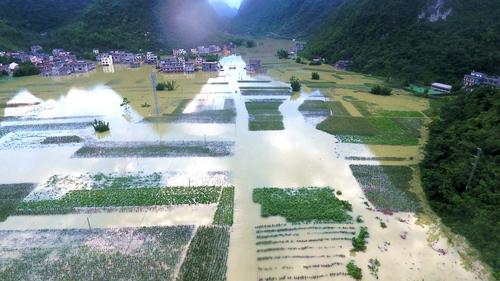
xmin=0 ymin=56 xmax=485 ymax=280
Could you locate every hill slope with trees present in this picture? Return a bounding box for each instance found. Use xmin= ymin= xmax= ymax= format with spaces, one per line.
xmin=232 ymin=0 xmax=344 ymax=38
xmin=421 ymin=87 xmax=499 ymax=278
xmin=0 ymin=0 xmax=223 ymax=52
xmin=302 ymin=0 xmax=500 ymax=84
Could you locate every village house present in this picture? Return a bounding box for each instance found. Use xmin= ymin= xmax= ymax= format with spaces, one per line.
xmin=100 ymin=54 xmax=113 ymax=66
xmin=463 ymin=71 xmax=500 ymax=88
xmin=289 ymin=43 xmax=305 ymax=56
xmin=335 ymin=60 xmax=353 ymax=71
xmin=184 ymin=62 xmax=195 ymax=73
xmin=160 ymin=58 xmax=185 ymax=73
xmin=203 ymin=62 xmax=219 ymax=72
xmin=247 ymin=59 xmax=261 ymax=73
xmin=30 ymin=45 xmax=43 ymax=54
xmin=195 ymin=57 xmax=204 ymax=71
xmin=73 ymin=61 xmax=96 ymax=73
xmin=145 ymin=52 xmax=158 ymax=64
xmin=173 ymin=48 xmax=187 ymax=58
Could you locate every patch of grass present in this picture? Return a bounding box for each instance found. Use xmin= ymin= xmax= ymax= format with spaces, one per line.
xmin=213 ymin=187 xmax=234 ymax=226
xmin=345 ymin=156 xmax=407 ymax=161
xmin=317 ymin=116 xmax=422 ymax=145
xmin=40 ymin=135 xmax=83 ymax=144
xmin=350 ymin=100 xmax=375 ymax=117
xmin=17 ymin=186 xmax=223 ymax=215
xmin=0 ymin=183 xmax=35 ymax=221
xmin=378 ymin=110 xmax=423 ymax=118
xmin=350 ymin=165 xmax=420 ymax=212
xmin=252 ymin=187 xmax=352 ymax=223
xmin=245 ymin=100 xmax=284 ymax=131
xmin=177 ymin=226 xmax=230 ymax=281
xmin=303 ymin=81 xmax=337 ymax=89
xmin=73 ymin=141 xmax=234 ymax=158
xmin=298 ymin=100 xmax=350 ymax=117
xmin=145 ymin=99 xmax=236 ymax=124
xmin=317 ymin=117 xmax=377 ymax=136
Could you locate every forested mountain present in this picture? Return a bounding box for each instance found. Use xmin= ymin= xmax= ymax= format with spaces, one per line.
xmin=0 ymin=0 xmax=223 ymax=52
xmin=421 ymin=87 xmax=499 ymax=278
xmin=232 ymin=0 xmax=344 ymax=38
xmin=303 ymin=0 xmax=500 ymax=84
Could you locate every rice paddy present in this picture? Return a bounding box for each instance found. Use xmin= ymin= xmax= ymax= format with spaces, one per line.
xmin=245 ymin=99 xmax=284 ymax=131
xmin=73 ymin=141 xmax=235 ymax=158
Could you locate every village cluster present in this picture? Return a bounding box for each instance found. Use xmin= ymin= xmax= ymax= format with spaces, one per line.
xmin=0 ymin=45 xmax=95 ymax=76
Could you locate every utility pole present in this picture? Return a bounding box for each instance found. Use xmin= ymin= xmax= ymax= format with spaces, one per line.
xmin=150 ymin=71 xmax=160 ymax=116
xmin=465 ymin=147 xmax=482 ymax=191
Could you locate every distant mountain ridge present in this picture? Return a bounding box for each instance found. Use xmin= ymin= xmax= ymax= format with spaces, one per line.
xmin=232 ymin=0 xmax=344 ymax=38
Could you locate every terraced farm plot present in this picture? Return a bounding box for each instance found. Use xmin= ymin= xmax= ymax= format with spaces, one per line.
xmin=17 ymin=186 xmax=223 ymax=215
xmin=299 ymin=100 xmax=350 ymax=118
xmin=73 ymin=141 xmax=235 ymax=158
xmin=213 ymin=187 xmax=235 ymax=226
xmin=177 ymin=226 xmax=230 ymax=281
xmin=245 ymin=100 xmax=285 ymax=131
xmin=253 ymin=187 xmax=352 ymax=223
xmin=317 ymin=116 xmax=423 ymax=145
xmin=350 ymin=165 xmax=420 ymax=212
xmin=255 ymin=223 xmax=358 ymax=280
xmin=143 ymin=99 xmax=236 ymax=124
xmin=0 ymin=184 xmax=35 ymax=222
xmin=0 ymin=227 xmax=194 ymax=281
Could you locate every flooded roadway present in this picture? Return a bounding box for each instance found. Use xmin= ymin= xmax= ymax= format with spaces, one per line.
xmin=0 ymin=56 xmax=482 ymax=280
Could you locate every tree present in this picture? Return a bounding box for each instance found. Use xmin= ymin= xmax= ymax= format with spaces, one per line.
xmin=204 ymin=54 xmax=219 ymax=62
xmin=370 ymin=85 xmax=392 ymax=96
xmin=245 ymin=40 xmax=256 ymax=48
xmin=311 ymin=72 xmax=320 ymax=80
xmin=347 ymin=261 xmax=362 ymax=280
xmin=290 ymin=76 xmax=301 ymax=92
xmin=421 ymin=87 xmax=499 ymax=277
xmin=295 ymin=57 xmax=302 ymax=63
xmin=13 ymin=62 xmax=40 ymax=77
xmin=277 ymin=49 xmax=289 ymax=59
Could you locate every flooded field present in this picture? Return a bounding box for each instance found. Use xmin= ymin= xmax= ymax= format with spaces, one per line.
xmin=0 ymin=49 xmax=489 ymax=280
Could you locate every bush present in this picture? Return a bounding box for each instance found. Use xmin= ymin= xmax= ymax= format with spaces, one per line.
xmin=370 ymin=85 xmax=392 ymax=96
xmin=91 ymin=119 xmax=110 ymax=133
xmin=295 ymin=57 xmax=302 ymax=63
xmin=311 ymin=72 xmax=320 ymax=80
xmin=277 ymin=49 xmax=289 ymax=59
xmin=347 ymin=261 xmax=363 ymax=280
xmin=0 ymin=70 xmax=8 ymax=77
xmin=13 ymin=62 xmax=40 ymax=77
xmin=204 ymin=54 xmax=219 ymax=62
xmin=290 ymin=76 xmax=301 ymax=92
xmin=157 ymin=80 xmax=177 ymax=91
xmin=245 ymin=40 xmax=256 ymax=48
xmin=352 ymin=226 xmax=369 ymax=251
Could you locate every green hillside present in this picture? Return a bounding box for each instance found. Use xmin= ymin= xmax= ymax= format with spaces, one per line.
xmin=232 ymin=0 xmax=344 ymax=38
xmin=0 ymin=0 xmax=223 ymax=52
xmin=421 ymin=87 xmax=500 ymax=277
xmin=303 ymin=0 xmax=500 ymax=84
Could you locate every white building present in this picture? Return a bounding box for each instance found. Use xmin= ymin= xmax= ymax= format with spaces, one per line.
xmin=9 ymin=62 xmax=19 ymax=71
xmin=431 ymin=82 xmax=452 ymax=94
xmin=100 ymin=54 xmax=113 ymax=66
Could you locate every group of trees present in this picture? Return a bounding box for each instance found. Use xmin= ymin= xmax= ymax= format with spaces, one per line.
xmin=12 ymin=62 xmax=40 ymax=77
xmin=370 ymin=85 xmax=392 ymax=96
xmin=277 ymin=49 xmax=289 ymax=59
xmin=421 ymin=87 xmax=499 ymax=278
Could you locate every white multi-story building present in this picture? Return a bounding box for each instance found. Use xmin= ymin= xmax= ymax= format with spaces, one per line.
xmin=100 ymin=54 xmax=113 ymax=66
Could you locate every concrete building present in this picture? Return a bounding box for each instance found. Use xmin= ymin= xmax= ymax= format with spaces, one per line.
xmin=202 ymin=62 xmax=219 ymax=72
xmin=100 ymin=54 xmax=113 ymax=66
xmin=464 ymin=71 xmax=500 ymax=88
